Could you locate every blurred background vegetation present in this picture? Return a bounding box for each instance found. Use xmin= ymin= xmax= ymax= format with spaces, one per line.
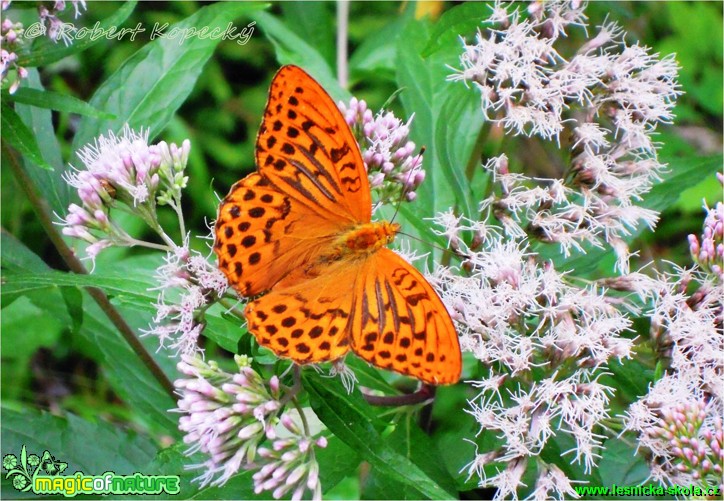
xmin=1 ymin=1 xmax=722 ymax=498
xmin=3 ymin=2 xmax=722 ymax=265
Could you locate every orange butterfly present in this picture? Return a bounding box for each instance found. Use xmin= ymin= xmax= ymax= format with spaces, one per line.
xmin=214 ymin=65 xmax=461 ymax=385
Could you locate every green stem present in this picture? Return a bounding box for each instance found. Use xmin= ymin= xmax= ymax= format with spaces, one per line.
xmin=464 ymin=124 xmax=489 ymax=184
xmin=172 ymin=198 xmax=186 ymax=241
xmin=279 ymin=365 xmax=304 ymax=408
xmin=134 ymin=202 xmax=178 ymax=248
xmin=124 ymin=237 xmax=173 ymax=252
xmin=4 ymin=143 xmax=175 ymax=399
xmin=336 ymin=0 xmax=349 ymax=88
xmin=292 ymin=396 xmax=311 ymax=437
xmin=286 ymin=367 xmax=312 ymax=437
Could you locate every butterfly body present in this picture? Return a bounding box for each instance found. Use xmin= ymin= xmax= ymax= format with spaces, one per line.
xmin=337 ymin=221 xmax=399 ymax=255
xmin=215 ymin=65 xmax=461 ymax=385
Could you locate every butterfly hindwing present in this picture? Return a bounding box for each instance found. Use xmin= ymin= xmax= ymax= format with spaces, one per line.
xmin=244 ymin=251 xmax=462 ymax=386
xmin=350 ymin=249 xmax=461 ymax=385
xmin=256 ymin=65 xmax=371 ymax=225
xmin=243 ymin=260 xmax=356 ymax=363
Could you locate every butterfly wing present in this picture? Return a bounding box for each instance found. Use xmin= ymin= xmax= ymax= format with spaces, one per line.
xmin=243 ymin=259 xmax=357 ymax=363
xmin=244 ymin=248 xmax=461 ymax=385
xmin=216 ymin=172 xmax=346 ymax=296
xmin=350 ymin=249 xmax=461 ymax=385
xmin=215 ymin=65 xmax=371 ymax=296
xmin=256 ymin=65 xmax=371 ymax=224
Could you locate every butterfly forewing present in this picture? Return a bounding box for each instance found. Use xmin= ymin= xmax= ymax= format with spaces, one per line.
xmin=244 ymin=260 xmax=356 ymax=363
xmin=215 ymin=173 xmax=340 ymax=296
xmin=256 ymin=65 xmax=371 ymax=224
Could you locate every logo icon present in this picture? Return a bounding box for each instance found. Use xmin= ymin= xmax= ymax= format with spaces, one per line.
xmin=3 ymin=445 xmax=67 ymax=492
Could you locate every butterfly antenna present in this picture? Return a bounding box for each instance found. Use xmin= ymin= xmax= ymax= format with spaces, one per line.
xmin=363 ymin=383 xmax=436 ymax=406
xmin=397 ymin=230 xmax=471 ymax=261
xmin=390 ymin=146 xmax=425 ymax=225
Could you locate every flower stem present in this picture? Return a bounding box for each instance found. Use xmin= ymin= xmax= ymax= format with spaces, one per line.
xmin=4 ymin=143 xmax=175 ymax=399
xmin=279 ymin=365 xmax=304 ymax=407
xmin=124 ymin=237 xmax=173 ymax=252
xmin=172 ymin=199 xmax=186 ymax=241
xmin=336 ymin=0 xmax=349 ymax=88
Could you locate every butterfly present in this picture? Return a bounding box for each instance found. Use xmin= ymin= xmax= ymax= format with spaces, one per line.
xmin=214 ymin=65 xmax=461 ymax=385
xmin=40 ymin=451 xmax=67 ymax=476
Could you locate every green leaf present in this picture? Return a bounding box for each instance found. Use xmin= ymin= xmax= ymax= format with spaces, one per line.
xmin=361 ymin=414 xmax=458 ymax=499
xmin=1 ymin=264 xmax=178 ymax=434
xmin=421 ymin=2 xmax=486 ymax=57
xmin=349 ymin=15 xmax=408 ymax=77
xmin=430 ymin=385 xmax=481 ymax=490
xmin=2 ymin=263 xmax=245 ymax=351
xmin=538 ymin=153 xmax=723 ymax=276
xmin=2 ymin=271 xmax=178 ymax=435
xmin=397 ymin=204 xmax=449 ymax=249
xmin=676 ymin=169 xmax=724 ymax=212
xmin=0 ymin=407 xmax=157 ymax=475
xmin=252 ymin=11 xmax=347 ymax=102
xmin=644 ymin=154 xmax=722 ymax=212
xmin=17 ymin=1 xmax=139 ymax=67
xmin=395 ymin=15 xmax=484 ymax=259
xmin=305 ymin=373 xmax=455 ymax=500
xmin=597 ymin=437 xmax=651 ymax=487
xmin=1 ymin=102 xmax=52 ymax=170
xmin=0 ymin=230 xmax=49 ymax=273
xmin=11 ymin=69 xmax=70 ymax=216
xmin=605 ymin=358 xmax=654 ymax=403
xmin=540 ymin=432 xmax=593 ymax=487
xmin=280 ymin=2 xmax=335 ymax=69
xmin=203 ymin=314 xmax=247 ymax=354
xmin=316 ymin=436 xmax=363 ymax=494
xmin=1 ymin=253 xmax=178 ymax=431
xmin=76 ymin=295 xmax=179 ymax=435
xmin=343 ymin=357 xmax=399 ymax=394
xmin=5 ymin=88 xmax=115 ymax=119
xmin=434 ymin=83 xmax=484 ymax=220
xmin=1 ymin=269 xmax=156 ymax=307
xmin=1 ymin=297 xmax=65 ymax=401
xmin=60 ymin=286 xmax=84 ymax=335
xmin=72 ymin=2 xmax=266 ymax=158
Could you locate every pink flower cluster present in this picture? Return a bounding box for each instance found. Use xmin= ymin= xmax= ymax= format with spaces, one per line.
xmin=689 ymin=174 xmax=724 ymax=281
xmin=429 ymin=216 xmax=634 ymax=497
xmin=339 ymin=97 xmax=425 ymax=204
xmin=623 ymin=267 xmax=722 ymax=489
xmin=39 ymin=0 xmax=87 ymax=45
xmin=1 ymin=3 xmax=26 ymax=94
xmin=175 ymin=355 xmax=326 ymax=500
xmin=60 ymin=126 xmax=190 ymax=265
xmin=450 ymin=0 xmax=681 ymax=273
xmin=1 ymin=0 xmax=87 ymax=93
xmin=143 ymin=245 xmax=227 ymax=356
xmin=650 ymin=400 xmax=723 ymax=488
